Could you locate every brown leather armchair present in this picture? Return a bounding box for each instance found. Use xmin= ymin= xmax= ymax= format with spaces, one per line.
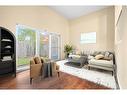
xmin=30 ymin=57 xmax=42 ymax=84
xmin=30 ymin=56 xmax=60 ymax=84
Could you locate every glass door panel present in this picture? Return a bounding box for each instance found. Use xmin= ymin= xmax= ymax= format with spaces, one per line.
xmin=51 ymin=34 xmax=60 ymax=60
xmin=39 ymin=32 xmax=49 ymax=58
xmin=17 ymin=26 xmax=36 ymax=67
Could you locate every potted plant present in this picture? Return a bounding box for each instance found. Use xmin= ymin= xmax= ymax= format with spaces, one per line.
xmin=64 ymin=44 xmax=73 ymax=58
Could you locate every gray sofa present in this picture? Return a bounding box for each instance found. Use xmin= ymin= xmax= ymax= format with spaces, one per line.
xmin=88 ymin=51 xmax=115 ymax=75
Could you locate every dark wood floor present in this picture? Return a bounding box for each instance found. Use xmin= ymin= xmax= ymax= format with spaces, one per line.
xmin=0 ymin=70 xmax=110 ymax=89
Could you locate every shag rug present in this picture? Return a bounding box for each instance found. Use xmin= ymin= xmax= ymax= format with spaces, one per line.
xmin=56 ymin=60 xmax=116 ymax=89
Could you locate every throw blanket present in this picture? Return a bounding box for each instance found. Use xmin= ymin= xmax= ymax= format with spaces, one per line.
xmin=42 ymin=61 xmax=55 ymax=78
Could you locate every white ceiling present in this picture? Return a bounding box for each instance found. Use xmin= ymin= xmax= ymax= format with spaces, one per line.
xmin=50 ymin=6 xmax=108 ymax=20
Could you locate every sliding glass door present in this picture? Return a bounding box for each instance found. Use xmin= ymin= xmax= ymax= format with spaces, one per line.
xmin=39 ymin=33 xmax=61 ymax=60
xmin=16 ymin=25 xmax=61 ymax=71
xmin=16 ymin=25 xmax=36 ymax=67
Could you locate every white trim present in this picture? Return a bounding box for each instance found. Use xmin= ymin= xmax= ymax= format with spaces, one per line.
xmin=50 ymin=34 xmax=61 ymax=60
xmin=16 ymin=25 xmax=19 ymax=68
xmin=58 ymin=35 xmax=60 ymax=59
xmin=36 ymin=30 xmax=39 ymax=56
xmin=58 ymin=35 xmax=61 ymax=59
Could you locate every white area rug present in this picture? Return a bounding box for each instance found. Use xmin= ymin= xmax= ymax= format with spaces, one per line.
xmin=56 ymin=60 xmax=116 ymax=89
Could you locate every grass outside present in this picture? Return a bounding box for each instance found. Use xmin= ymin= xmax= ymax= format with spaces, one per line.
xmin=18 ymin=57 xmax=30 ymax=66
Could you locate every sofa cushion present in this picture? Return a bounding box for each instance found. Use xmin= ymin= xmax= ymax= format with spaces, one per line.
xmin=89 ymin=59 xmax=113 ymax=68
xmin=95 ymin=54 xmax=104 ymax=60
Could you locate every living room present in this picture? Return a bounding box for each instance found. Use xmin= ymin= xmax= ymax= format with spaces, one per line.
xmin=0 ymin=5 xmax=127 ymax=90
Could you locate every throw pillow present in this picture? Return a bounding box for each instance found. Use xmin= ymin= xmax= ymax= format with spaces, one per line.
xmin=105 ymin=51 xmax=110 ymax=57
xmin=34 ymin=57 xmax=41 ymax=64
xmin=100 ymin=51 xmax=105 ymax=55
xmin=95 ymin=54 xmax=104 ymax=60
xmin=103 ymin=57 xmax=111 ymax=61
xmin=108 ymin=54 xmax=113 ymax=60
xmin=93 ymin=51 xmax=100 ymax=57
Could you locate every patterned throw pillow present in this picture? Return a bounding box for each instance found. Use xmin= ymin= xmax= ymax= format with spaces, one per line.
xmin=103 ymin=52 xmax=113 ymax=61
xmin=104 ymin=51 xmax=110 ymax=57
xmin=109 ymin=54 xmax=113 ymax=60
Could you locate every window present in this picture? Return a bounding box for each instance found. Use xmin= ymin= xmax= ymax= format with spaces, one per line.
xmin=16 ymin=24 xmax=61 ymax=69
xmin=80 ymin=32 xmax=96 ymax=44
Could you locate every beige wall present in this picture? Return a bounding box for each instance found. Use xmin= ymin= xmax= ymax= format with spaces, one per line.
xmin=115 ymin=6 xmax=127 ymax=89
xmin=69 ymin=7 xmax=115 ymax=52
xmin=0 ymin=6 xmax=115 ymax=58
xmin=0 ymin=6 xmax=70 ymax=59
xmin=2 ymin=6 xmax=126 ymax=88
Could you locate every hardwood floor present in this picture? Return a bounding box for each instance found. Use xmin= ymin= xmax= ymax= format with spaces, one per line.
xmin=0 ymin=70 xmax=110 ymax=89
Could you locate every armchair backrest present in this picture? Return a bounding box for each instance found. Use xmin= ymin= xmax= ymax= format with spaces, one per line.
xmin=30 ymin=56 xmax=42 ymax=65
xmin=30 ymin=58 xmax=36 ymax=65
xmin=34 ymin=56 xmax=42 ymax=64
xmin=41 ymin=57 xmax=51 ymax=63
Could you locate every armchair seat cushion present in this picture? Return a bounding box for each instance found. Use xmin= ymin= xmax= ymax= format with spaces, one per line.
xmin=89 ymin=59 xmax=113 ymax=68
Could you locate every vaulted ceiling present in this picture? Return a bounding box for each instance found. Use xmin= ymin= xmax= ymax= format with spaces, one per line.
xmin=50 ymin=6 xmax=108 ymax=20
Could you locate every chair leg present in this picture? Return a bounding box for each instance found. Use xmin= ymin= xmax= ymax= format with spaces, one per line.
xmin=112 ymin=71 xmax=114 ymax=76
xmin=88 ymin=66 xmax=90 ymax=70
xmin=30 ymin=78 xmax=32 ymax=84
xmin=57 ymin=72 xmax=60 ymax=77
